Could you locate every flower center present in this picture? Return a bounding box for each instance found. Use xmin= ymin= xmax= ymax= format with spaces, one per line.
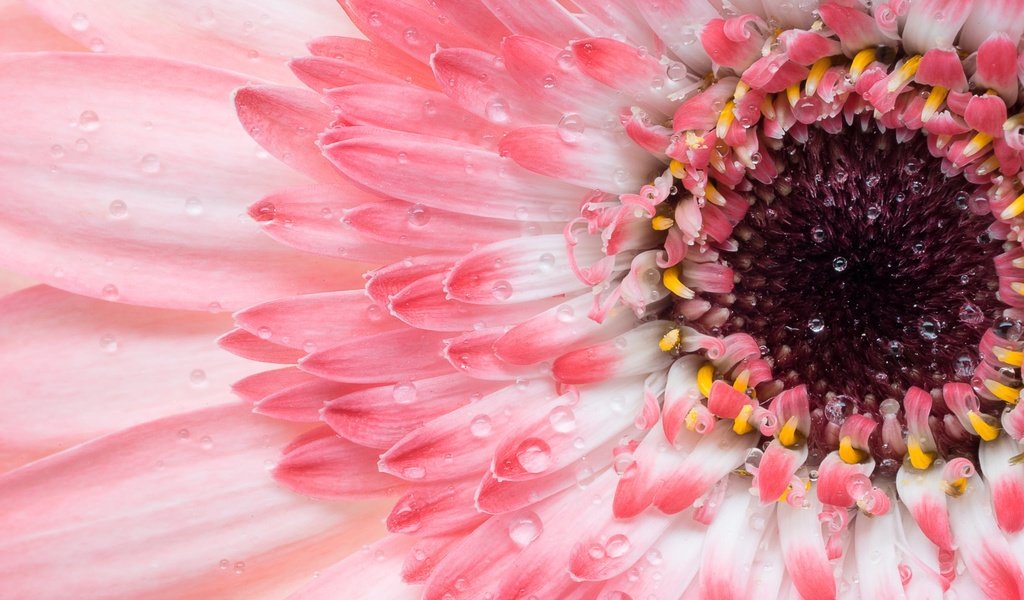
xmin=725 ymin=127 xmax=1001 ymax=407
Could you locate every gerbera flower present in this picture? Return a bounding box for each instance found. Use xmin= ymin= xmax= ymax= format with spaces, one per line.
xmin=5 ymin=0 xmax=1024 ymax=598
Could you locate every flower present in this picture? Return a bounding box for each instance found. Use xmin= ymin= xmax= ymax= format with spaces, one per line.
xmin=6 ymin=0 xmax=1024 ymax=598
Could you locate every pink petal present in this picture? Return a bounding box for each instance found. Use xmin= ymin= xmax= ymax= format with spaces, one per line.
xmin=254 ymin=376 xmax=365 ymax=423
xmin=274 ymin=425 xmax=401 ymax=499
xmin=901 ymin=0 xmax=976 ymax=55
xmin=699 ymin=478 xmax=778 ymax=598
xmin=387 ymin=480 xmax=485 ymax=536
xmin=444 ymin=328 xmax=551 ymax=381
xmin=0 ymin=53 xmax=362 ymax=311
xmin=818 ymin=2 xmax=888 ymax=54
xmin=299 ymin=329 xmax=451 ymax=384
xmin=218 ymin=328 xmax=306 ymax=364
xmin=479 ymin=0 xmax=593 ymax=45
xmin=290 ymin=535 xmax=418 ymax=600
xmin=26 ymin=0 xmax=358 ymax=83
xmin=0 ymin=0 xmax=82 ymax=51
xmin=0 ymin=286 xmax=259 ymax=471
xmin=339 ymin=0 xmax=484 ymax=64
xmin=972 ymin=33 xmax=1020 ymax=104
xmin=653 ymin=426 xmax=757 ymax=514
xmin=569 ymin=510 xmax=676 ymax=581
xmin=949 ymin=481 xmax=1024 ymax=599
xmin=777 ymin=494 xmax=837 ymax=600
xmin=979 ymin=434 xmax=1024 ymax=533
xmin=757 ymin=440 xmax=807 ymax=503
xmin=570 ymin=36 xmax=688 ymax=116
xmin=0 ymin=404 xmax=390 ymax=599
xmin=553 ymin=322 xmax=676 ymax=385
xmin=633 ymin=0 xmax=717 ymax=71
xmin=232 ymin=366 xmax=316 ymax=404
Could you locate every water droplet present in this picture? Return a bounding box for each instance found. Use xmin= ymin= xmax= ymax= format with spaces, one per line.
xmin=824 ymin=396 xmax=849 ymax=424
xmin=402 ymin=466 xmax=426 ymax=480
xmin=393 ymin=381 xmax=417 ymax=404
xmin=78 ymin=110 xmax=100 ymax=131
xmin=89 ymin=38 xmax=105 ymax=52
xmin=959 ymin=302 xmax=983 ymax=324
xmin=912 ymin=242 xmax=924 ymax=254
xmin=548 ymin=406 xmax=576 ymax=433
xmin=407 ymin=204 xmax=430 ymax=226
xmin=808 ymin=317 xmax=825 ymax=333
xmin=140 ymin=154 xmax=162 ymax=174
xmin=485 ymin=97 xmax=510 ymax=123
xmin=218 ymin=558 xmax=230 ymax=570
xmin=832 ymin=257 xmax=848 ymax=272
xmin=508 ymin=513 xmax=542 ymax=548
xmin=99 ymin=334 xmax=118 ymax=353
xmin=108 ymin=199 xmax=128 ymax=218
xmin=879 ymin=398 xmax=901 ymax=416
xmin=666 ymin=63 xmax=688 ymax=81
xmin=542 ymin=74 xmax=556 ymax=88
xmin=185 ymin=197 xmax=203 ymax=217
xmin=955 ymin=191 xmax=970 ymax=209
xmin=865 ymin=174 xmax=880 ymax=188
xmin=257 ymin=326 xmax=272 ymax=340
xmin=200 ymin=435 xmax=214 ymax=450
xmin=556 ymin=304 xmax=575 ymax=323
xmin=919 ymin=320 xmax=939 ymax=340
xmin=491 ymin=280 xmax=513 ymax=301
xmin=866 ymin=206 xmax=881 ymax=220
xmin=189 ymin=369 xmax=207 ymax=387
xmin=101 ymin=284 xmax=119 ymax=301
xmin=605 ymin=534 xmax=631 ymax=558
xmin=470 ymin=415 xmax=492 ymax=438
xmin=233 ymin=561 xmax=245 ymax=575
xmin=557 ymin=113 xmax=585 ymax=143
xmin=811 ymin=227 xmax=825 ymax=242
xmin=538 ymin=253 xmax=555 ymax=271
xmin=515 ymin=438 xmax=552 ymax=473
xmin=403 ymin=27 xmax=420 ymax=45
xmin=70 ymin=12 xmax=90 ymax=31
xmin=954 ymin=354 xmax=976 ymax=379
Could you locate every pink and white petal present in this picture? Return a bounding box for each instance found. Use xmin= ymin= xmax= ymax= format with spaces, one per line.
xmin=959 ymin=0 xmax=1024 ymax=52
xmin=387 ymin=480 xmax=486 ymax=536
xmin=0 ymin=53 xmax=362 ymax=311
xmin=289 ymin=54 xmax=431 ymax=92
xmin=479 ymin=0 xmax=593 ymax=45
xmin=422 ymin=511 xmax=524 ymax=600
xmin=756 ymin=440 xmax=808 ymax=504
xmin=979 ymin=434 xmax=1024 ymax=534
xmin=254 ymin=377 xmax=366 ymax=423
xmin=901 ymin=0 xmax=976 ymax=55
xmin=235 ymin=85 xmax=341 ymax=182
xmin=232 ymin=366 xmax=318 ymax=404
xmin=403 ymin=534 xmax=461 ymax=584
xmin=273 ymin=425 xmax=403 ymax=499
xmin=853 ymin=493 xmax=907 ymax=600
xmin=0 ymin=286 xmax=261 ymax=471
xmin=339 ymin=0 xmax=485 ymax=65
xmin=0 ymin=267 xmax=37 ymax=296
xmin=299 ymin=329 xmax=452 ymax=384
xmin=741 ymin=519 xmax=787 ymax=600
xmin=553 ymin=321 xmax=676 ymax=385
xmin=218 ymin=328 xmax=306 ymax=364
xmin=26 ymin=0 xmax=359 ymax=83
xmin=896 ymin=463 xmax=954 ymax=550
xmin=569 ymin=509 xmax=677 ymax=582
xmin=444 ymin=328 xmax=552 ymax=381
xmin=234 ymin=290 xmax=405 ymax=351
xmin=429 ymin=0 xmax=511 ymax=49
xmin=322 ymin=126 xmax=584 ymax=221
xmin=699 ymin=477 xmax=778 ymax=599
xmin=633 ymin=0 xmax=717 ymax=71
xmin=365 ymin=255 xmax=455 ymax=306
xmin=0 ymin=404 xmax=391 ymax=600
xmin=597 ymin=518 xmax=708 ymax=599
xmin=948 ymin=480 xmax=1024 ymax=599
xmin=653 ymin=426 xmax=758 ymax=514
xmin=776 ymin=493 xmax=837 ymax=600
xmin=0 ymin=0 xmax=82 ymax=51
xmin=289 ymin=535 xmax=419 ymax=600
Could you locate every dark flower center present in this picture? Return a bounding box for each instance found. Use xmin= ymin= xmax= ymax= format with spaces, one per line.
xmin=725 ymin=127 xmax=1001 ymax=410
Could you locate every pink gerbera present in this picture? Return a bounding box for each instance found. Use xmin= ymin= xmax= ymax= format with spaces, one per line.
xmin=6 ymin=0 xmax=1024 ymax=598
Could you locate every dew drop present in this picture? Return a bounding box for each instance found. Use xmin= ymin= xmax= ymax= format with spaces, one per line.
xmin=257 ymin=326 xmax=272 ymax=340
xmin=108 ymin=199 xmax=128 ymax=218
xmin=959 ymin=302 xmax=983 ymax=324
xmin=99 ymin=334 xmax=118 ymax=353
xmin=538 ymin=252 xmax=556 ymax=271
xmin=189 ymin=369 xmax=208 ymax=387
xmin=402 ymin=466 xmax=426 ymax=480
xmin=508 ymin=512 xmax=542 ymax=548
xmin=556 ymin=304 xmax=575 ymax=323
xmin=824 ymin=395 xmax=850 ymax=424
xmin=808 ymin=317 xmax=825 ymax=333
xmin=605 ymin=534 xmax=631 ymax=558
xmin=515 ymin=438 xmax=552 ymax=473
xmin=811 ymin=227 xmax=825 ymax=242
xmin=491 ymin=280 xmax=513 ymax=301
xmin=407 ymin=204 xmax=430 ymax=226
xmin=78 ymin=110 xmax=100 ymax=131
xmin=101 ymin=284 xmax=119 ymax=301
xmin=866 ymin=206 xmax=881 ymax=220
xmin=666 ymin=62 xmax=688 ymax=81
xmin=548 ymin=406 xmax=577 ymax=433
xmin=484 ymin=97 xmax=510 ymax=123
xmin=954 ymin=354 xmax=976 ymax=379
xmin=185 ymin=197 xmax=204 ymax=217
xmin=200 ymin=435 xmax=214 ymax=450
xmin=557 ymin=113 xmax=585 ymax=143
xmin=393 ymin=381 xmax=417 ymax=404
xmin=832 ymin=257 xmax=848 ymax=272
xmin=919 ymin=320 xmax=939 ymax=340
xmin=218 ymin=558 xmax=230 ymax=570
xmin=70 ymin=12 xmax=90 ymax=31
xmin=140 ymin=154 xmax=162 ymax=174
xmin=470 ymin=415 xmax=492 ymax=438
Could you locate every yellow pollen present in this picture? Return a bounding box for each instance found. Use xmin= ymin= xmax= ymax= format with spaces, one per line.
xmin=651 ymin=215 xmax=675 ymax=231
xmin=697 ymin=363 xmax=715 ymax=398
xmin=1000 ymin=192 xmax=1024 ymax=220
xmin=922 ymin=86 xmax=948 ymax=123
xmin=967 ymin=411 xmax=1001 ymax=441
xmin=662 ymin=266 xmax=695 ymax=299
xmin=778 ymin=416 xmax=801 ymax=448
xmin=907 ymin=437 xmax=935 ymax=470
xmin=1013 ymin=282 xmax=1024 ymax=296
xmin=887 ymin=55 xmax=921 ymax=92
xmin=733 ymin=404 xmax=755 ymax=435
xmin=733 ymin=81 xmax=750 ymax=101
xmin=805 ymin=57 xmax=831 ymax=97
xmin=704 ymin=182 xmax=726 ymax=206
xmin=685 ymin=131 xmax=705 ymax=149
xmin=785 ymin=82 xmax=801 ymax=107
xmin=839 ymin=435 xmax=867 ymax=464
xmin=993 ymin=347 xmax=1024 ymax=367
xmin=964 ymin=131 xmax=993 ymax=158
xmin=984 ymin=379 xmax=1021 ymax=404
xmin=732 ymin=369 xmax=750 ymax=392
xmin=778 ymin=479 xmax=811 ymax=504
xmin=935 ymin=134 xmax=952 ymax=149
xmin=943 ymin=477 xmax=968 ymax=497
xmin=1014 ymin=256 xmax=1024 ymax=269
xmin=976 ymin=155 xmax=1000 ymax=176
xmin=669 ymin=159 xmax=687 ymax=179
xmin=850 ymin=48 xmax=877 ymax=79
xmin=716 ymin=101 xmax=736 ymax=138
xmin=684 ymin=407 xmax=700 ymax=431
xmin=760 ymin=94 xmax=776 ymax=119
xmin=658 ymin=328 xmax=681 ymax=352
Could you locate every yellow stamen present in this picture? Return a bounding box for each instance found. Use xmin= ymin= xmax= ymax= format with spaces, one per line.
xmin=985 ymin=379 xmax=1021 ymax=404
xmin=963 ymin=131 xmax=993 ymax=158
xmin=697 ymin=363 xmax=715 ymax=398
xmin=733 ymin=81 xmax=750 ymax=101
xmin=967 ymin=411 xmax=1000 ymax=441
xmin=1013 ymin=282 xmax=1024 ymax=296
xmin=1000 ymin=192 xmax=1024 ymax=220
xmin=778 ymin=416 xmax=801 ymax=447
xmin=921 ymin=86 xmax=948 ymax=123
xmin=1004 ymin=113 xmax=1024 ymax=134
xmin=993 ymin=346 xmax=1024 ymax=367
xmin=976 ymin=155 xmax=1000 ymax=176
xmin=684 ymin=407 xmax=700 ymax=431
xmin=1014 ymin=256 xmax=1024 ymax=269
xmin=662 ymin=266 xmax=695 ymax=299
xmin=907 ymin=437 xmax=935 ymax=470
xmin=733 ymin=404 xmax=755 ymax=435
xmin=704 ymin=181 xmax=726 ymax=206
xmin=805 ymin=57 xmax=831 ymax=97
xmin=716 ymin=101 xmax=736 ymax=139
xmin=785 ymin=82 xmax=801 ymax=107
xmin=760 ymin=94 xmax=776 ymax=120
xmin=887 ymin=55 xmax=921 ymax=92
xmin=839 ymin=435 xmax=867 ymax=464
xmin=850 ymin=48 xmax=877 ymax=80
xmin=658 ymin=328 xmax=680 ymax=352
xmin=651 ymin=215 xmax=675 ymax=231
xmin=944 ymin=477 xmax=968 ymax=497
xmin=733 ymin=369 xmax=750 ymax=392
xmin=669 ymin=159 xmax=686 ymax=179
xmin=935 ymin=134 xmax=952 ymax=150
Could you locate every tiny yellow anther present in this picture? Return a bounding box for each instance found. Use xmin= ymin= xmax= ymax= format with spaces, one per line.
xmin=976 ymin=155 xmax=1000 ymax=176
xmin=907 ymin=437 xmax=935 ymax=470
xmin=669 ymin=159 xmax=687 ymax=179
xmin=967 ymin=411 xmax=1001 ymax=441
xmin=993 ymin=346 xmax=1024 ymax=367
xmin=733 ymin=81 xmax=750 ymax=101
xmin=704 ymin=181 xmax=726 ymax=206
xmin=697 ymin=363 xmax=715 ymax=398
xmin=684 ymin=407 xmax=700 ymax=431
xmin=733 ymin=404 xmax=755 ymax=435
xmin=651 ymin=215 xmax=675 ymax=231
xmin=760 ymin=94 xmax=776 ymax=120
xmin=659 ymin=328 xmax=681 ymax=352
xmin=964 ymin=131 xmax=993 ymax=158
xmin=839 ymin=435 xmax=867 ymax=464
xmin=944 ymin=477 xmax=968 ymax=497
xmin=786 ymin=82 xmax=801 ymax=107
xmin=805 ymin=57 xmax=831 ymax=97
xmin=1014 ymin=257 xmax=1024 ymax=269
xmin=778 ymin=416 xmax=801 ymax=448
xmin=922 ymin=86 xmax=948 ymax=123
xmin=1013 ymin=282 xmax=1024 ymax=296
xmin=733 ymin=369 xmax=751 ymax=392
xmin=985 ymin=379 xmax=1021 ymax=404
xmin=716 ymin=101 xmax=736 ymax=138
xmin=850 ymin=48 xmax=877 ymax=80
xmin=662 ymin=266 xmax=695 ymax=299
xmin=887 ymin=55 xmax=921 ymax=92
xmin=1001 ymin=192 xmax=1024 ymax=220
xmin=935 ymin=134 xmax=952 ymax=150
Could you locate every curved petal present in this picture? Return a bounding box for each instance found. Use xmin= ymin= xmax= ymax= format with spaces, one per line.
xmin=0 ymin=53 xmax=363 ymax=311
xmin=0 ymin=0 xmax=82 ymax=51
xmin=25 ymin=0 xmax=359 ymax=83
xmin=0 ymin=404 xmax=391 ymax=600
xmin=0 ymin=285 xmax=261 ymax=471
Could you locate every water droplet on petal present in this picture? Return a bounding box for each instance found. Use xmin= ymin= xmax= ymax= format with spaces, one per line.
xmin=491 ymin=280 xmax=513 ymax=301
xmin=557 ymin=113 xmax=585 ymax=143
xmin=393 ymin=381 xmax=417 ymax=404
xmin=605 ymin=534 xmax=631 ymax=558
xmin=78 ymin=110 xmax=100 ymax=131
xmin=108 ymin=199 xmax=128 ymax=218
xmin=548 ymin=406 xmax=576 ymax=433
xmin=485 ymin=97 xmax=510 ymax=123
xmin=508 ymin=512 xmax=542 ymax=548
xmin=407 ymin=204 xmax=430 ymax=226
xmin=101 ymin=284 xmax=119 ymax=301
xmin=99 ymin=334 xmax=118 ymax=353
xmin=470 ymin=415 xmax=492 ymax=438
xmin=140 ymin=154 xmax=162 ymax=174
xmin=70 ymin=12 xmax=90 ymax=31
xmin=190 ymin=369 xmax=208 ymax=387
xmin=200 ymin=435 xmax=214 ymax=450
xmin=185 ymin=197 xmax=204 ymax=216
xmin=515 ymin=438 xmax=552 ymax=473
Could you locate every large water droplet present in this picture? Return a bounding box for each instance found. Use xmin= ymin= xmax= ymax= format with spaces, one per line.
xmin=485 ymin=97 xmax=510 ymax=123
xmin=491 ymin=280 xmax=513 ymax=301
xmin=919 ymin=320 xmax=939 ymax=340
xmin=508 ymin=512 xmax=542 ymax=548
xmin=470 ymin=415 xmax=492 ymax=438
xmin=393 ymin=381 xmax=417 ymax=404
xmin=407 ymin=204 xmax=430 ymax=227
xmin=548 ymin=406 xmax=577 ymax=433
xmin=605 ymin=534 xmax=631 ymax=558
xmin=515 ymin=438 xmax=552 ymax=473
xmin=108 ymin=199 xmax=128 ymax=218
xmin=557 ymin=113 xmax=585 ymax=143
xmin=78 ymin=110 xmax=100 ymax=131
xmin=959 ymin=301 xmax=984 ymax=324
xmin=832 ymin=257 xmax=848 ymax=272
xmin=808 ymin=317 xmax=825 ymax=333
